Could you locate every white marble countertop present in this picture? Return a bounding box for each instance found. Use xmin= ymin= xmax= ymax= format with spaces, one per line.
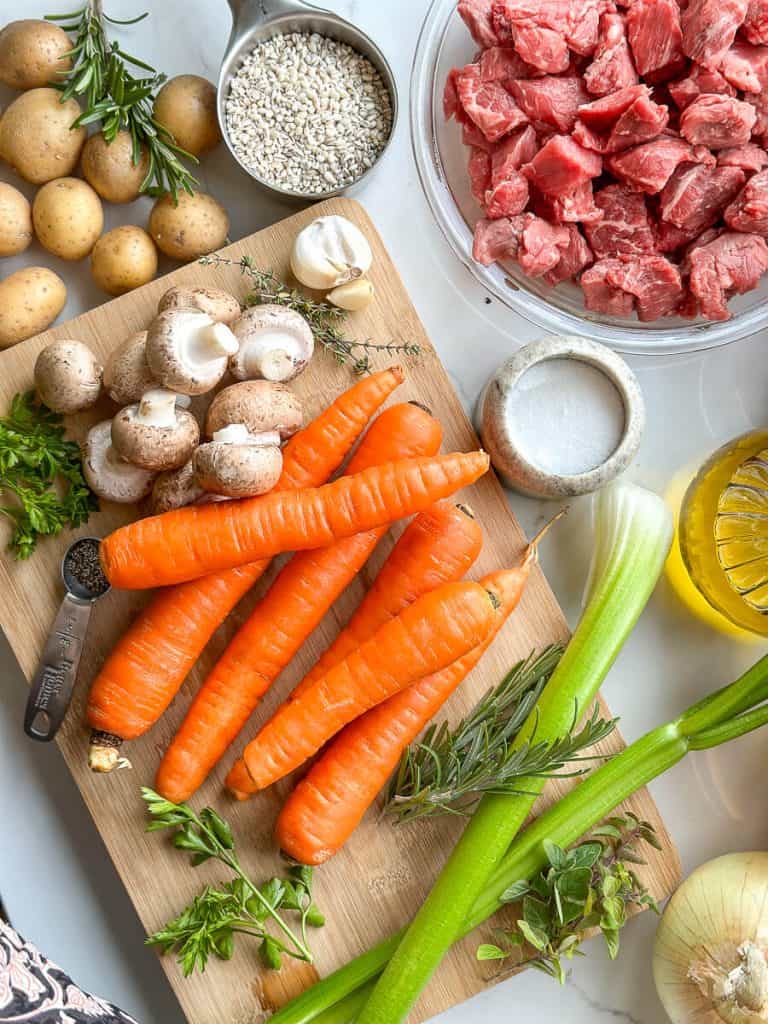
xmin=1 ymin=1 xmax=767 ymax=1022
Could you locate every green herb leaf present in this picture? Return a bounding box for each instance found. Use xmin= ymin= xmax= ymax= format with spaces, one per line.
xmin=477 ymin=944 xmax=509 ymax=961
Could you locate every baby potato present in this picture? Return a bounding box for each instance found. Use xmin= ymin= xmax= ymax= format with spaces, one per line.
xmin=148 ymin=189 xmax=229 ymax=262
xmin=32 ymin=177 xmax=103 ymax=260
xmin=153 ymin=75 xmax=221 ymax=156
xmin=0 ymin=182 xmax=32 ymax=256
xmin=81 ymin=130 xmax=151 ymax=204
xmin=91 ymin=225 xmax=158 ymax=296
xmin=0 ymin=89 xmax=86 ymax=184
xmin=0 ymin=267 xmax=66 ymax=348
xmin=0 ymin=19 xmax=72 ymax=90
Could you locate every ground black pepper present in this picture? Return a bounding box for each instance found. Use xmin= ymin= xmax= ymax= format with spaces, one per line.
xmin=64 ymin=538 xmax=110 ymax=598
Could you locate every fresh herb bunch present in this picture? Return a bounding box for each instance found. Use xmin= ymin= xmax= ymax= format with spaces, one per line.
xmin=0 ymin=392 xmax=97 ymax=559
xmin=384 ymin=647 xmax=616 ymax=821
xmin=143 ymin=789 xmax=324 ymax=976
xmin=199 ymin=254 xmax=421 ymax=374
xmin=477 ymin=813 xmax=660 ymax=982
xmin=46 ymin=1 xmax=197 ymax=198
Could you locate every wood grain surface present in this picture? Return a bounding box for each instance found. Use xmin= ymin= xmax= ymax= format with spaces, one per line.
xmin=0 ymin=198 xmax=680 ymax=1023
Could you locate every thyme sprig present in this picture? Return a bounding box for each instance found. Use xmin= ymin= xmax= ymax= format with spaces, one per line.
xmin=199 ymin=253 xmax=421 ymax=374
xmin=142 ymin=789 xmax=324 ymax=976
xmin=45 ymin=1 xmax=197 ymax=198
xmin=384 ymin=647 xmax=617 ymax=821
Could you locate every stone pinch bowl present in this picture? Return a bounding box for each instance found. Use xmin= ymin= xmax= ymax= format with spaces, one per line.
xmin=476 ymin=336 xmax=646 ymax=499
xmin=217 ymin=0 xmax=399 ymax=202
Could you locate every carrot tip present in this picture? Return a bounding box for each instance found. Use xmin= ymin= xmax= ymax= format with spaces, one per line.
xmin=523 ymin=507 xmax=568 ymax=566
xmin=390 ymin=365 xmax=406 ymax=382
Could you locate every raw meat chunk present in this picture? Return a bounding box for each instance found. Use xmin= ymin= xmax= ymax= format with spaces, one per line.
xmin=582 ymin=254 xmax=684 ymax=319
xmin=719 ymin=42 xmax=768 ymax=92
xmin=607 ymin=137 xmax=710 ymax=193
xmin=534 ymin=180 xmax=604 ymax=222
xmin=681 ymin=0 xmax=749 ymax=69
xmin=485 ymin=175 xmax=530 ymax=217
xmin=581 ymin=260 xmax=637 ymax=314
xmin=585 ymin=184 xmax=656 ymax=255
xmin=660 ymin=164 xmax=746 ymax=232
xmin=444 ymin=69 xmax=465 ymax=122
xmin=479 ymin=46 xmax=536 ymax=83
xmin=456 ymin=64 xmax=530 ymax=142
xmin=688 ymin=230 xmax=768 ymax=318
xmin=472 ymin=215 xmax=525 ymax=264
xmin=516 ymin=214 xmax=572 ymax=275
xmin=491 ymin=0 xmax=608 ymax=73
xmin=459 ymin=0 xmax=501 ymax=48
xmin=744 ymin=0 xmax=768 ymax=44
xmin=745 ymin=91 xmax=768 ymax=138
xmin=575 ymin=86 xmax=669 ymax=152
xmin=724 ymin=168 xmax=768 ymax=232
xmin=718 ymin=143 xmax=768 ymax=171
xmin=627 ymin=0 xmax=684 ymax=77
xmin=510 ymin=77 xmax=590 ymax=132
xmin=463 ymin=122 xmax=494 ymax=151
xmin=491 ymin=126 xmax=539 ymax=184
xmin=680 ymin=95 xmax=757 ymax=149
xmin=577 ymin=85 xmax=649 ymax=130
xmin=584 ymin=13 xmax=639 ymax=96
xmin=544 ymin=225 xmax=595 ymax=283
xmin=653 ymin=218 xmax=700 ymax=252
xmin=606 ymin=91 xmax=670 ymax=151
xmin=522 ymin=134 xmax=603 ymax=194
xmin=668 ymin=66 xmax=736 ymax=110
xmin=468 ymin=147 xmax=492 ymax=205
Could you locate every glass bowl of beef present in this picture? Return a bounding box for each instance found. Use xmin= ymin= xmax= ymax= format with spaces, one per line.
xmin=411 ymin=0 xmax=768 ymax=356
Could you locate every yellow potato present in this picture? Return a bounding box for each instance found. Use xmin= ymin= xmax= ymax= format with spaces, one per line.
xmin=148 ymin=189 xmax=229 ymax=262
xmin=91 ymin=225 xmax=158 ymax=296
xmin=32 ymin=177 xmax=103 ymax=261
xmin=0 ymin=267 xmax=66 ymax=348
xmin=0 ymin=19 xmax=72 ymax=90
xmin=0 ymin=89 xmax=86 ymax=184
xmin=153 ymin=74 xmax=221 ymax=156
xmin=81 ymin=130 xmax=151 ymax=204
xmin=0 ymin=182 xmax=32 ymax=256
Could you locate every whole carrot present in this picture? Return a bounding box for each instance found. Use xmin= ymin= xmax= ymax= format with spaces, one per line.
xmin=154 ymin=403 xmax=442 ymax=804
xmin=100 ymin=451 xmax=490 ymax=590
xmin=86 ymin=368 xmax=404 ymax=772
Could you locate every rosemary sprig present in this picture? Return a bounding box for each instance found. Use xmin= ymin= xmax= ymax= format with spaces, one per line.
xmin=142 ymin=789 xmax=324 ymax=976
xmin=46 ymin=1 xmax=197 ymax=198
xmin=199 ymin=253 xmax=421 ymax=374
xmin=384 ymin=646 xmax=617 ymax=821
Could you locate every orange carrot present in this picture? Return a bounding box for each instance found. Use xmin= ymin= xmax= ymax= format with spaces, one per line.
xmin=86 ymin=368 xmax=404 ymax=771
xmin=154 ymin=403 xmax=443 ymax=803
xmin=100 ymin=451 xmax=490 ymax=590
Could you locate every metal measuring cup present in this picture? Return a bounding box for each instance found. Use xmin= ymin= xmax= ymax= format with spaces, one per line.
xmin=24 ymin=537 xmax=110 ymax=742
xmin=217 ymin=0 xmax=399 ymax=201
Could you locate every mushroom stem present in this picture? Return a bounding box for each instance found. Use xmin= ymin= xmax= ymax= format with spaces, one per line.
xmin=250 ymin=346 xmax=295 ymax=382
xmin=198 ymin=321 xmax=239 ymax=359
xmin=136 ymin=388 xmax=182 ymax=427
xmin=212 ymin=424 xmax=282 ymax=446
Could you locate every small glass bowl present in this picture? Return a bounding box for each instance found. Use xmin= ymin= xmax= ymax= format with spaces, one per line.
xmin=410 ymin=0 xmax=768 ymax=356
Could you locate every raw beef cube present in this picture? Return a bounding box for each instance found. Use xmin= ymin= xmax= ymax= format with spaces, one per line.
xmin=627 ymin=0 xmax=684 ymax=77
xmin=444 ymin=69 xmax=465 ymax=122
xmin=510 ymin=77 xmax=590 ymax=132
xmin=506 ymin=23 xmax=571 ymax=72
xmin=567 ymin=0 xmax=611 ymax=56
xmin=544 ymin=225 xmax=595 ymax=283
xmin=660 ymin=164 xmax=746 ymax=231
xmin=717 ymin=143 xmax=768 ymax=171
xmin=653 ymin=218 xmax=700 ymax=252
xmin=522 ymin=134 xmax=603 ymax=194
xmin=577 ymin=85 xmax=649 ymax=130
xmin=680 ymin=95 xmax=757 ymax=149
xmin=574 ymin=88 xmax=668 ymax=152
xmin=516 ymin=214 xmax=572 ymax=276
xmin=607 ymin=91 xmax=670 ymax=151
xmin=491 ymin=126 xmax=539 ymax=184
xmin=534 ymin=180 xmax=604 ymax=222
xmin=456 ymin=64 xmax=530 ymax=142
xmin=688 ymin=230 xmax=768 ymax=318
xmin=463 ymin=122 xmax=495 ymax=151
xmin=468 ymin=147 xmax=493 ymax=205
xmin=745 ymin=91 xmax=768 ymax=138
xmin=485 ymin=175 xmax=530 ymax=217
xmin=581 ymin=260 xmax=637 ymax=314
xmin=584 ymin=13 xmax=639 ymax=96
xmin=472 ymin=215 xmax=525 ymax=264
xmin=581 ymin=254 xmax=684 ymax=318
xmin=668 ymin=66 xmax=736 ymax=110
xmin=585 ymin=184 xmax=656 ymax=255
xmin=607 ymin=137 xmax=709 ymax=193
xmin=459 ymin=0 xmax=501 ymax=48
xmin=491 ymin=0 xmax=608 ymax=72
xmin=720 ymin=42 xmax=768 ymax=92
xmin=681 ymin=0 xmax=749 ymax=69
xmin=744 ymin=0 xmax=768 ymax=44
xmin=725 ymin=168 xmax=768 ymax=232
xmin=479 ymin=46 xmax=536 ymax=83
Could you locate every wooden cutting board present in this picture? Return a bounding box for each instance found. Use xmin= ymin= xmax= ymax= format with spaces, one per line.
xmin=0 ymin=198 xmax=680 ymax=1024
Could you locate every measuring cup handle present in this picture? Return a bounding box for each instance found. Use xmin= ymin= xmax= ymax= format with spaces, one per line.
xmin=24 ymin=594 xmax=94 ymax=742
xmin=226 ymin=0 xmax=327 ymax=30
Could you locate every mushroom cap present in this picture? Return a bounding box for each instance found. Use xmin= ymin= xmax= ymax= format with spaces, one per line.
xmin=34 ymin=339 xmax=103 ymax=413
xmin=205 ymin=381 xmax=303 ymax=441
xmin=111 ymin=403 xmax=200 ymax=471
xmin=83 ymin=420 xmax=154 ymax=503
xmin=193 ymin=440 xmax=283 ymax=498
xmin=103 ymin=331 xmax=157 ymax=405
xmin=149 ymin=459 xmax=205 ymax=514
xmin=158 ymin=286 xmax=240 ymax=324
xmin=229 ymin=304 xmax=314 ymax=383
xmin=146 ymin=308 xmax=239 ymax=396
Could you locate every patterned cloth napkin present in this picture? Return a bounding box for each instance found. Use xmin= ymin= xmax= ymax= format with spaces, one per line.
xmin=0 ymin=921 xmax=138 ymax=1023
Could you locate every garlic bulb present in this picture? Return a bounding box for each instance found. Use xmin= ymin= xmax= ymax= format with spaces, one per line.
xmin=290 ymin=215 xmax=373 ymax=290
xmin=654 ymin=853 xmax=768 ymax=1024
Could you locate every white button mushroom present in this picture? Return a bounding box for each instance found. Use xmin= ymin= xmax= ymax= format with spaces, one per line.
xmin=82 ymin=420 xmax=154 ymax=504
xmin=34 ymin=339 xmax=103 ymax=413
xmin=157 ymin=285 xmax=241 ymax=325
xmin=111 ymin=388 xmax=200 ymax=471
xmin=145 ymin=307 xmax=239 ymax=396
xmin=290 ymin=215 xmax=373 ymax=290
xmin=193 ymin=423 xmax=284 ymax=498
xmin=149 ymin=459 xmax=205 ymax=514
xmin=204 ymin=381 xmax=303 ymax=441
xmin=229 ymin=304 xmax=314 ymax=383
xmin=102 ymin=330 xmax=158 ymax=406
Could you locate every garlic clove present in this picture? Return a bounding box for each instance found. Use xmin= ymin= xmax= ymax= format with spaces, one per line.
xmin=327 ymin=278 xmax=375 ymax=311
xmin=290 ymin=215 xmax=373 ymax=290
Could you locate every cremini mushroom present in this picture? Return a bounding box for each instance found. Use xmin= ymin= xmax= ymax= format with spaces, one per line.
xmin=102 ymin=330 xmax=158 ymax=405
xmin=193 ymin=423 xmax=283 ymax=498
xmin=145 ymin=307 xmax=239 ymax=396
xmin=82 ymin=420 xmax=154 ymax=503
xmin=229 ymin=304 xmax=314 ymax=383
xmin=158 ymin=285 xmax=240 ymax=324
xmin=34 ymin=339 xmax=103 ymax=413
xmin=111 ymin=388 xmax=199 ymax=472
xmin=149 ymin=459 xmax=205 ymax=514
xmin=205 ymin=381 xmax=303 ymax=440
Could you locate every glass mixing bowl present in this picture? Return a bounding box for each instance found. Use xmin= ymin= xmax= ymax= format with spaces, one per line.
xmin=410 ymin=0 xmax=768 ymax=356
